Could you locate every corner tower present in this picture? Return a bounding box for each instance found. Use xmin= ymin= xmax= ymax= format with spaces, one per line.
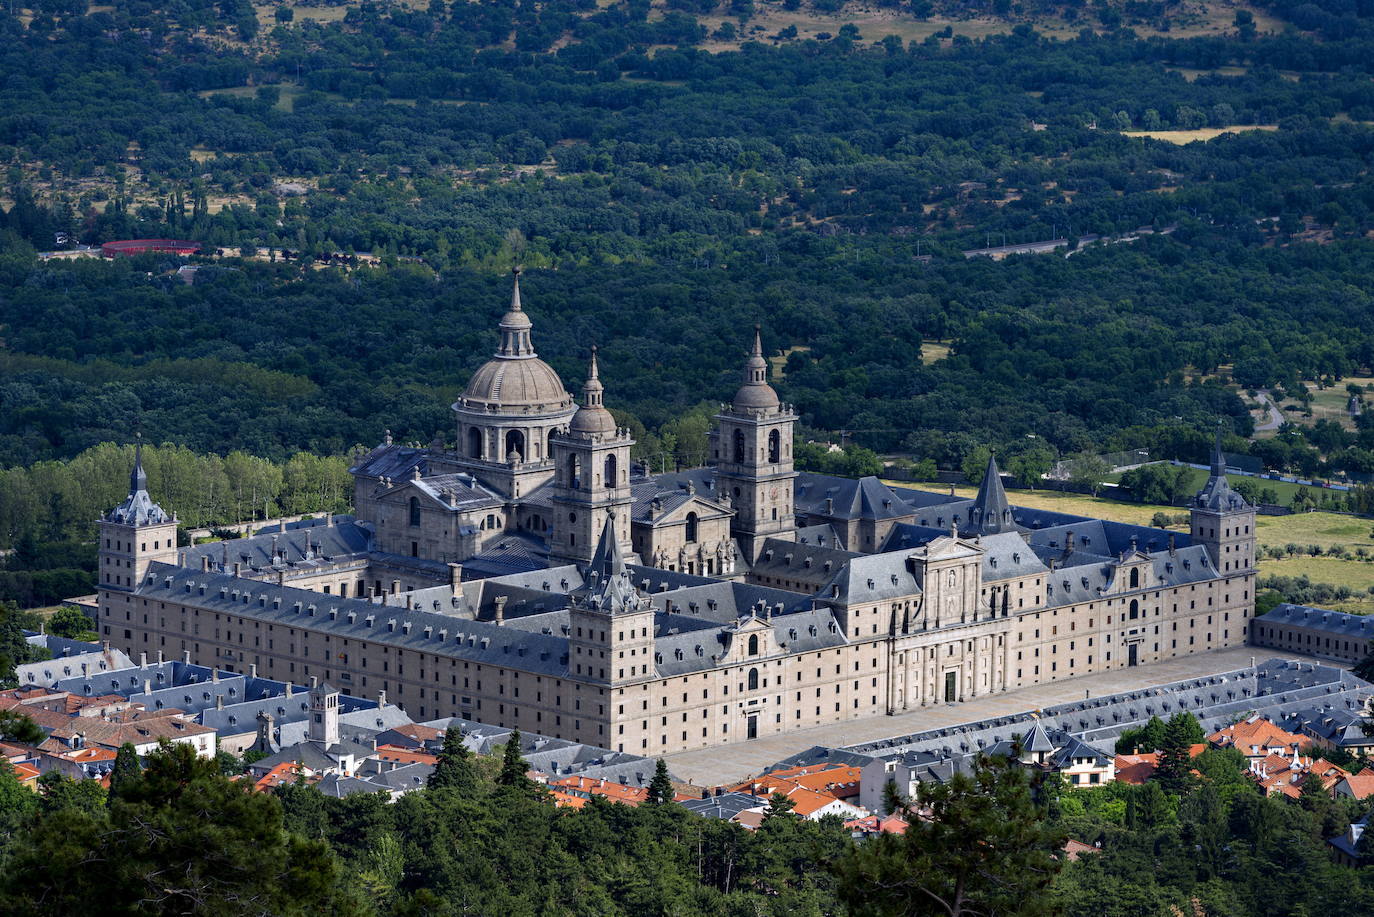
xmin=550 ymin=349 xmax=635 ymax=566
xmin=1190 ymin=430 xmax=1256 ymax=575
xmin=566 ymin=516 xmax=656 ymax=687
xmin=98 ymin=440 xmax=178 ymax=648
xmin=712 ymin=326 xmax=797 ymax=562
xmin=98 ymin=440 xmax=178 ymax=593
xmin=450 ymin=268 xmax=577 ymax=499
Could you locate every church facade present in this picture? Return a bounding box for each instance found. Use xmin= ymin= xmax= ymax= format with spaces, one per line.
xmin=95 ymin=273 xmax=1258 ymax=756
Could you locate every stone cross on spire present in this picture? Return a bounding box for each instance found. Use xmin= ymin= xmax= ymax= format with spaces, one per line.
xmin=130 ymin=432 xmax=148 ymax=496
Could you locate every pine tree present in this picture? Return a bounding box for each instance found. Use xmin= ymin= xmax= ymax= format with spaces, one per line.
xmin=108 ymin=742 xmax=141 ymax=801
xmin=496 ymin=728 xmax=533 ymax=791
xmin=1154 ymin=716 xmax=1198 ymax=794
xmin=646 ymin=758 xmax=674 ymax=805
xmin=429 ymin=726 xmax=479 ymax=794
xmin=762 ymin=790 xmax=796 ymax=820
xmin=835 ymin=752 xmax=1065 ymax=917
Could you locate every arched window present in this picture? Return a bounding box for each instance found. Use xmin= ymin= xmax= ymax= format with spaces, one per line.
xmin=747 ymin=668 xmax=759 ymax=691
xmin=467 ymin=427 xmax=482 ymax=459
xmin=567 ymin=455 xmax=581 ymax=488
xmin=604 ymin=453 xmax=617 ymax=488
xmin=408 ymin=497 xmax=421 ymax=527
xmin=1129 ymin=599 xmax=1139 ymax=620
xmin=685 ymin=512 xmax=698 ymax=544
xmin=748 ymin=634 xmax=759 ymax=656
xmin=733 ymin=429 xmax=745 ymax=464
xmin=504 ymin=430 xmax=525 ymax=462
xmin=768 ymin=429 xmax=780 ymax=463
xmin=1129 ymin=568 xmax=1140 ymax=589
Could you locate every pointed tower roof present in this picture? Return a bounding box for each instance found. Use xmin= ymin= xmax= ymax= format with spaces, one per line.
xmin=1194 ymin=424 xmax=1249 ymax=513
xmin=106 ymin=437 xmax=170 ymax=527
xmin=731 ymin=324 xmax=780 ymax=413
xmin=576 ymin=514 xmax=650 ymax=616
xmin=587 ymin=512 xmax=626 ymax=581
xmin=967 ymin=452 xmax=1014 ymax=535
xmin=569 ymin=347 xmax=618 ymax=437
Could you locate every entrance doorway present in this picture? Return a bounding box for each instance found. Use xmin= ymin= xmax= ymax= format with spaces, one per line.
xmin=746 ymin=715 xmax=758 ymax=740
xmin=1128 ymin=643 xmax=1139 ymax=667
xmin=944 ymin=671 xmax=957 ymax=703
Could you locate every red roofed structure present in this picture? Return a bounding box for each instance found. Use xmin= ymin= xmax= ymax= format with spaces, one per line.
xmin=101 ymin=239 xmax=201 ymax=258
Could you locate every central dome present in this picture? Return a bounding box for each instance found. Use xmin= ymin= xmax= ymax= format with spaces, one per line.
xmin=457 ymin=268 xmax=573 ymax=414
xmin=462 ymin=358 xmax=572 ymax=412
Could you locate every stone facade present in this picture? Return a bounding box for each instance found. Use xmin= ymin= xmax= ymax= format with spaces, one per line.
xmin=94 ymin=277 xmax=1258 ymax=757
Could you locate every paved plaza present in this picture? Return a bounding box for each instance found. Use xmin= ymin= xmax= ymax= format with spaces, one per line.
xmin=662 ymin=646 xmax=1318 ymax=786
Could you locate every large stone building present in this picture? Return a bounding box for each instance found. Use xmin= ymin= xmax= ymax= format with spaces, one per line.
xmin=96 ymin=273 xmax=1258 ymax=755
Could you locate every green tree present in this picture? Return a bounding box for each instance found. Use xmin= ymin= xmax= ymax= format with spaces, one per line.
xmin=45 ymin=606 xmax=96 ymax=640
xmin=646 ymin=758 xmax=675 ymax=805
xmin=429 ymin=725 xmax=480 ymax=794
xmin=0 ymin=709 xmax=43 ymax=745
xmin=1153 ymin=715 xmax=1199 ymax=794
xmin=835 ymin=753 xmax=1065 ymax=916
xmin=108 ymin=741 xmax=142 ymax=801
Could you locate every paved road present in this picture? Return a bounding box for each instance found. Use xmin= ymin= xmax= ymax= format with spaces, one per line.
xmin=661 ymin=646 xmax=1317 ymax=786
xmin=1254 ymin=390 xmax=1285 ymax=432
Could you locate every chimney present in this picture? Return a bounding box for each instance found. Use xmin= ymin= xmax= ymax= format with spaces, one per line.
xmin=216 ymin=694 xmax=223 ymax=710
xmin=211 ymin=668 xmax=220 ymax=683
xmin=201 ymin=555 xmax=210 ymax=572
xmin=249 ymin=663 xmax=257 ymax=678
xmin=182 ymin=650 xmax=191 ymax=663
xmin=277 ymin=571 xmax=286 ymax=586
xmin=310 ymin=675 xmax=319 ymax=690
xmin=378 ymin=689 xmax=387 ymax=706
xmin=157 ymin=650 xmax=164 ymax=664
xmin=825 ymin=497 xmax=834 ymax=515
xmin=494 ymin=595 xmax=507 ymax=625
xmin=139 ymin=652 xmax=147 ymax=668
xmin=1168 ymin=533 xmax=1176 ymax=556
xmin=1064 ymin=532 xmax=1075 ymax=556
xmin=285 ymin=682 xmax=293 ymax=698
xmin=448 ymin=563 xmax=463 ymax=590
xmin=279 ymin=519 xmax=287 ymax=533
xmin=233 ymin=562 xmax=241 ymax=577
xmin=391 ymin=580 xmax=400 ymax=595
xmin=143 ymin=678 xmax=151 ymax=694
xmin=326 ymin=513 xmax=334 ymax=527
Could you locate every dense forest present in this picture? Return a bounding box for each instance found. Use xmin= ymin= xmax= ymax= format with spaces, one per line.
xmin=3 ymin=0 xmax=1374 ymax=481
xmin=0 ymin=710 xmax=1371 ymax=916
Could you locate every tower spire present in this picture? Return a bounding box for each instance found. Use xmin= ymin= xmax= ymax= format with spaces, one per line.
xmin=584 ymin=346 xmax=603 ymax=407
xmin=969 ymin=451 xmax=1013 ymax=535
xmin=130 ymin=433 xmax=147 ymax=496
xmin=496 ymin=267 xmax=535 ymax=358
xmin=588 ymin=512 xmax=625 ymax=580
xmin=1211 ymin=423 xmax=1225 ymax=477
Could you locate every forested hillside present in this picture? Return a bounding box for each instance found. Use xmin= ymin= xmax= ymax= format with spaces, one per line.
xmin=3 ymin=0 xmax=1374 ymax=474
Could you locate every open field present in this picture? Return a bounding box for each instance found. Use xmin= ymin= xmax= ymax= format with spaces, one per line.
xmin=1257 ymin=511 xmax=1374 ymax=553
xmin=1123 ymin=124 xmax=1278 ymax=144
xmin=768 ymin=345 xmax=809 ymax=380
xmin=1105 ymin=465 xmax=1334 ymax=506
xmin=1298 ymin=376 xmax=1372 ymax=430
xmin=920 ymin=340 xmax=951 ymax=365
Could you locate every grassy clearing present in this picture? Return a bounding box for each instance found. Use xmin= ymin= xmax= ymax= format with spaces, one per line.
xmin=1123 ymin=124 xmax=1278 ymax=144
xmin=1104 ymin=466 xmax=1333 ymax=506
xmin=920 ymin=341 xmax=951 ymax=365
xmin=1259 ymin=555 xmax=1374 ymax=592
xmin=1296 ymin=375 xmax=1373 ymax=430
xmin=1257 ymin=511 xmax=1374 ymax=553
xmin=768 ymin=345 xmax=809 ymax=380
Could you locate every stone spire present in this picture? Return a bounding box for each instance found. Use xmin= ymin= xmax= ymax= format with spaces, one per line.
xmin=496 ymin=267 xmax=535 ymax=358
xmin=130 ymin=433 xmax=147 ymax=496
xmin=569 ymin=346 xmax=618 ymax=437
xmin=1194 ymin=423 xmax=1248 ymax=511
xmin=587 ymin=512 xmax=625 ymax=581
xmin=106 ymin=436 xmax=170 ymax=526
xmin=731 ymin=324 xmax=780 ymax=412
xmin=968 ymin=452 xmax=1014 ymax=535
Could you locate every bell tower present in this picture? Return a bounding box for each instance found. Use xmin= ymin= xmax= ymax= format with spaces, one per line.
xmin=550 ymin=349 xmax=635 ymax=566
xmin=712 ymin=326 xmax=797 ymax=563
